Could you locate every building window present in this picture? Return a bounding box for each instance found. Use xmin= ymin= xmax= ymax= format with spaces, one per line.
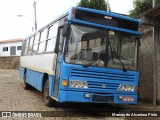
xmin=17 ymin=46 xmax=22 ymax=50
xmin=3 ymin=47 xmax=8 ymax=52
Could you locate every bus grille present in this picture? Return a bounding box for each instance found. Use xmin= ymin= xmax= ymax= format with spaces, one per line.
xmin=70 ymin=68 xmax=135 ymax=91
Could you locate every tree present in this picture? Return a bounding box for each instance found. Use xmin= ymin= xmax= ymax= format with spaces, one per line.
xmin=77 ymin=0 xmax=110 ymax=12
xmin=129 ymin=0 xmax=160 ymax=18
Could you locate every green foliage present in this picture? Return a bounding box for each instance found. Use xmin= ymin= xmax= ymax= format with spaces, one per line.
xmin=129 ymin=0 xmax=160 ymax=18
xmin=77 ymin=0 xmax=90 ymax=8
xmin=77 ymin=0 xmax=110 ymax=11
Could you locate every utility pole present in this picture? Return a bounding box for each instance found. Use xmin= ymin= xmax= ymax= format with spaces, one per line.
xmin=153 ymin=0 xmax=156 ymax=7
xmin=152 ymin=0 xmax=157 ymax=107
xmin=33 ymin=1 xmax=37 ymax=30
xmin=106 ymin=0 xmax=109 ymax=12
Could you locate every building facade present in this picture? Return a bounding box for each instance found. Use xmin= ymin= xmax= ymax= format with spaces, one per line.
xmin=0 ymin=38 xmax=22 ymax=56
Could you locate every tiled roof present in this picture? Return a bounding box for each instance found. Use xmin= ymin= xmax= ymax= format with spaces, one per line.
xmin=138 ymin=3 xmax=160 ymax=18
xmin=0 ymin=38 xmax=22 ymax=44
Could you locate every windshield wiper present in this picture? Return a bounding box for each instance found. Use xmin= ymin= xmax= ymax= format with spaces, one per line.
xmin=112 ymin=51 xmax=127 ymax=72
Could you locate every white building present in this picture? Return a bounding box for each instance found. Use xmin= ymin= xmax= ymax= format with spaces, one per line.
xmin=0 ymin=38 xmax=22 ymax=56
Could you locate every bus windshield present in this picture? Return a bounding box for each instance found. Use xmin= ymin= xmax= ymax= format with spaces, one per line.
xmin=65 ymin=24 xmax=138 ymax=71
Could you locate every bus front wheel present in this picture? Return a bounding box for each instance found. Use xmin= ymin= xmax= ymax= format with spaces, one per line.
xmin=43 ymin=80 xmax=57 ymax=107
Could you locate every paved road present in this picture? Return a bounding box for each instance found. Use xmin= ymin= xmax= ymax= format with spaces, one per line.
xmin=0 ymin=69 xmax=127 ymax=120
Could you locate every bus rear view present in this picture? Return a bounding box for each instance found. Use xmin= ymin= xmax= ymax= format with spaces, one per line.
xmin=19 ymin=7 xmax=141 ymax=107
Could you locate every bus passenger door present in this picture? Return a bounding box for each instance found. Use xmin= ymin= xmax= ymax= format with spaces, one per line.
xmin=53 ymin=27 xmax=64 ymax=96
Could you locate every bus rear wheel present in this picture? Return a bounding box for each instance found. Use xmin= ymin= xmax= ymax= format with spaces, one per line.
xmin=43 ymin=80 xmax=57 ymax=107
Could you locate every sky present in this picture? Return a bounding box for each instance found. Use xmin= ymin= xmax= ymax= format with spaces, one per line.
xmin=0 ymin=0 xmax=134 ymax=40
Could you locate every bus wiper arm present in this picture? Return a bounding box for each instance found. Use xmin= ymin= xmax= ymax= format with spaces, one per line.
xmin=112 ymin=51 xmax=127 ymax=72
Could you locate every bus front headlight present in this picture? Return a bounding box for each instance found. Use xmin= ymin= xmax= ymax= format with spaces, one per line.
xmin=118 ymin=84 xmax=134 ymax=92
xmin=70 ymin=80 xmax=88 ymax=88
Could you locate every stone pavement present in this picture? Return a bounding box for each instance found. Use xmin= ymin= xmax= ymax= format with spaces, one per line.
xmin=0 ymin=69 xmax=159 ymax=120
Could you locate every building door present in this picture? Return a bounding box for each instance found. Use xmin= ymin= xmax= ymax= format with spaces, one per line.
xmin=10 ymin=46 xmax=16 ymax=55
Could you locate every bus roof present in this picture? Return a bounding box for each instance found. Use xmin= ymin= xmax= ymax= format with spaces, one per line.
xmin=24 ymin=7 xmax=141 ymax=40
xmin=68 ymin=7 xmax=141 ymax=35
xmin=73 ymin=7 xmax=140 ymax=23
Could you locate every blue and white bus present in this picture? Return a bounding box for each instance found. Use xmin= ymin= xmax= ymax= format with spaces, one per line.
xmin=19 ymin=7 xmax=141 ymax=107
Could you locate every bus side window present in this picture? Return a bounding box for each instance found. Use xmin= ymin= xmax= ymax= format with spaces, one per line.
xmin=24 ymin=38 xmax=30 ymax=55
xmin=38 ymin=29 xmax=48 ymax=53
xmin=33 ymin=33 xmax=40 ymax=54
xmin=46 ymin=23 xmax=58 ymax=52
xmin=57 ymin=28 xmax=63 ymax=55
xmin=28 ymin=37 xmax=34 ymax=55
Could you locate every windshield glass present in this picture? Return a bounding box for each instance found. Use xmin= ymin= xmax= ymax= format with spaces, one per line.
xmin=108 ymin=31 xmax=138 ymax=71
xmin=65 ymin=24 xmax=138 ymax=71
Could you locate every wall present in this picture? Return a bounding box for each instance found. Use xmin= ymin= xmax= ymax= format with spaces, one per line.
xmin=138 ymin=25 xmax=160 ymax=102
xmin=0 ymin=42 xmax=22 ymax=56
xmin=0 ymin=56 xmax=20 ymax=69
xmin=156 ymin=31 xmax=160 ymax=102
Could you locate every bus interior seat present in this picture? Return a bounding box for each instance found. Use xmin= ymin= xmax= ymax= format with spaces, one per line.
xmin=86 ymin=52 xmax=98 ymax=61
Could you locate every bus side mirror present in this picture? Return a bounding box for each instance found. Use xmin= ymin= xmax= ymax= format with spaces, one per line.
xmin=62 ymin=23 xmax=70 ymax=37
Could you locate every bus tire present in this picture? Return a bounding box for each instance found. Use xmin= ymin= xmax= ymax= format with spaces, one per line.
xmin=24 ymin=73 xmax=31 ymax=90
xmin=43 ymin=80 xmax=57 ymax=107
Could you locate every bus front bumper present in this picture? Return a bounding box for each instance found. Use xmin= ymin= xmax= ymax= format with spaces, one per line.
xmin=58 ymin=90 xmax=137 ymax=104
